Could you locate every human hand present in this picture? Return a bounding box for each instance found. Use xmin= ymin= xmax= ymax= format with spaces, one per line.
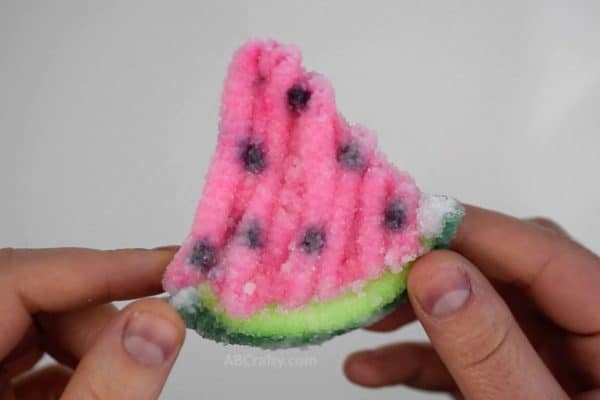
xmin=344 ymin=205 xmax=600 ymax=399
xmin=0 ymin=247 xmax=185 ymax=399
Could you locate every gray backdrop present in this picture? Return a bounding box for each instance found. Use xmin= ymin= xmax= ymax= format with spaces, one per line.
xmin=1 ymin=1 xmax=599 ymax=399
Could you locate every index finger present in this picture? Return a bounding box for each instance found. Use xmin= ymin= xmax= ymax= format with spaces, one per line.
xmin=0 ymin=247 xmax=177 ymax=360
xmin=452 ymin=205 xmax=600 ymax=335
xmin=0 ymin=247 xmax=177 ymax=313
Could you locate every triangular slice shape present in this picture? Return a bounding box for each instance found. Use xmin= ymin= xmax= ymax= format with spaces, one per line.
xmin=163 ymin=39 xmax=464 ymax=348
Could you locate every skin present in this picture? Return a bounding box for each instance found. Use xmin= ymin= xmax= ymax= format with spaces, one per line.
xmin=344 ymin=205 xmax=600 ymax=399
xmin=0 ymin=205 xmax=597 ymax=399
xmin=0 ymin=246 xmax=185 ymax=400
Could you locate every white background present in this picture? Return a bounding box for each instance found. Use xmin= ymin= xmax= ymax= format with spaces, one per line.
xmin=1 ymin=1 xmax=599 ymax=399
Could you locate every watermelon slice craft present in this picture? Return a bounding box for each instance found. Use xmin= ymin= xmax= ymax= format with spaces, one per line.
xmin=163 ymin=39 xmax=464 ymax=348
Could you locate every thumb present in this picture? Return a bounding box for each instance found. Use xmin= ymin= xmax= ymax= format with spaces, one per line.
xmin=61 ymin=298 xmax=185 ymax=400
xmin=407 ymin=250 xmax=567 ymax=399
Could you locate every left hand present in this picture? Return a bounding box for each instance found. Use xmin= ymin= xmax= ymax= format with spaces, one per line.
xmin=0 ymin=246 xmax=185 ymax=399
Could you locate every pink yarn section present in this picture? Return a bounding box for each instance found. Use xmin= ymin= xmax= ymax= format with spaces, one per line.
xmin=219 ymin=43 xmax=303 ymax=316
xmin=276 ymin=73 xmax=337 ymax=309
xmin=162 ymin=39 xmax=422 ymax=316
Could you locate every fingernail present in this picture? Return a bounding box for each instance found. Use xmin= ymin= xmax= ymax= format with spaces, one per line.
xmin=344 ymin=353 xmax=381 ymax=386
xmin=416 ymin=264 xmax=471 ymax=317
xmin=123 ymin=312 xmax=179 ymax=367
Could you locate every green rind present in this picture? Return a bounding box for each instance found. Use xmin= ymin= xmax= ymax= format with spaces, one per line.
xmin=179 ymin=270 xmax=408 ymax=348
xmin=174 ymin=200 xmax=464 ymax=348
xmin=433 ymin=201 xmax=465 ymax=249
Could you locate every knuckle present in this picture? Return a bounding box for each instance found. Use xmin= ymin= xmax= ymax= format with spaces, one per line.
xmin=523 ymin=240 xmax=561 ymax=291
xmin=527 ymin=217 xmax=567 ymax=237
xmin=62 ymin=374 xmax=110 ymax=400
xmin=529 ymin=216 xmax=558 ymax=227
xmin=458 ymin=319 xmax=513 ymax=372
xmin=80 ymin=376 xmax=106 ymax=400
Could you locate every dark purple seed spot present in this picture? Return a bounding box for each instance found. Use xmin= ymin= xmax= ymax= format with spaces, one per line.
xmin=189 ymin=239 xmax=217 ymax=270
xmin=337 ymin=142 xmax=364 ymax=171
xmin=384 ymin=200 xmax=406 ymax=231
xmin=287 ymin=85 xmax=311 ymax=111
xmin=243 ymin=220 xmax=262 ymax=249
xmin=254 ymin=74 xmax=266 ymax=85
xmin=240 ymin=141 xmax=266 ymax=174
xmin=300 ymin=227 xmax=326 ymax=254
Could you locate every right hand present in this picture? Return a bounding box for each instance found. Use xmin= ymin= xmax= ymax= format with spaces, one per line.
xmin=344 ymin=205 xmax=600 ymax=399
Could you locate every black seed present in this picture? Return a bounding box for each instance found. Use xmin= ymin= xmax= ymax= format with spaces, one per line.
xmin=240 ymin=141 xmax=266 ymax=174
xmin=189 ymin=239 xmax=217 ymax=270
xmin=287 ymin=85 xmax=311 ymax=110
xmin=300 ymin=227 xmax=326 ymax=254
xmin=243 ymin=220 xmax=262 ymax=249
xmin=383 ymin=200 xmax=406 ymax=231
xmin=337 ymin=142 xmax=364 ymax=171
